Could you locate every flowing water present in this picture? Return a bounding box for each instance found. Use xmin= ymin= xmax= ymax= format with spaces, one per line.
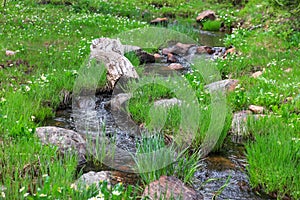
xmin=45 ymin=30 xmax=273 ymax=199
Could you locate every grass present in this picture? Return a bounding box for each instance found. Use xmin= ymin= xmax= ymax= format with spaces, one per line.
xmin=202 ymin=20 xmax=222 ymax=31
xmin=133 ymin=134 xmax=201 ymax=186
xmin=0 ymin=0 xmax=300 ymax=199
xmin=246 ymin=117 xmax=300 ymax=199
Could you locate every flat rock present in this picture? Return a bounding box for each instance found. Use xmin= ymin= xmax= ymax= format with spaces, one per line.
xmin=164 ymin=42 xmax=196 ymax=55
xmin=75 ymin=171 xmax=111 ymax=189
xmin=249 ymin=105 xmax=264 ymax=114
xmin=142 ymin=176 xmax=200 ymax=200
xmin=204 ymin=79 xmax=239 ymax=92
xmin=36 ymin=126 xmax=86 ymax=165
xmin=150 ymin=17 xmax=168 ymax=25
xmin=196 ymin=10 xmax=216 ymax=22
xmin=168 ymin=63 xmax=184 ymax=70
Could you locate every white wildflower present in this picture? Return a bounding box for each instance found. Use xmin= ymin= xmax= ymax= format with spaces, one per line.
xmin=25 ymin=85 xmax=30 ymax=92
xmin=41 ymin=74 xmax=47 ymax=81
xmin=19 ymin=186 xmax=25 ymax=193
xmin=39 ymin=193 xmax=47 ymax=197
xmin=112 ymin=190 xmax=121 ymax=196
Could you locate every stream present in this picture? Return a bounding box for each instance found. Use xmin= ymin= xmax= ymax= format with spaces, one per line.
xmin=45 ymin=30 xmax=273 ymax=199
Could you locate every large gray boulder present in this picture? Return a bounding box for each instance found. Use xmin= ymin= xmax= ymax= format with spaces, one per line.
xmin=90 ymin=38 xmax=139 ymax=91
xmin=36 ymin=126 xmax=86 ymax=165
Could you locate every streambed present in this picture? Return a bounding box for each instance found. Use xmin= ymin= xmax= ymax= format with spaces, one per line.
xmin=45 ymin=30 xmax=273 ymax=199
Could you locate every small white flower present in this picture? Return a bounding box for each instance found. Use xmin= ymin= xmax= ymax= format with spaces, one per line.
xmin=25 ymin=85 xmax=30 ymax=92
xmin=112 ymin=190 xmax=121 ymax=196
xmin=88 ymin=197 xmax=104 ymax=200
xmin=31 ymin=116 xmax=35 ymax=121
xmin=0 ymin=97 xmax=6 ymax=102
xmin=3 ymin=115 xmax=7 ymax=119
xmin=70 ymin=183 xmax=77 ymax=190
xmin=1 ymin=192 xmax=5 ymax=198
xmin=42 ymin=174 xmax=48 ymax=178
xmin=39 ymin=193 xmax=47 ymax=197
xmin=97 ymin=191 xmax=104 ymax=198
xmin=24 ymin=193 xmax=29 ymax=197
xmin=41 ymin=74 xmax=47 ymax=81
xmin=19 ymin=186 xmax=25 ymax=193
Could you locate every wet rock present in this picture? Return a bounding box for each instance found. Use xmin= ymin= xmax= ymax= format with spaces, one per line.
xmin=154 ymin=98 xmax=182 ymax=107
xmin=36 ymin=126 xmax=86 ymax=165
xmin=204 ymin=79 xmax=239 ymax=92
xmin=172 ymin=43 xmax=196 ymax=55
xmin=251 ymin=71 xmax=263 ymax=78
xmin=168 ymin=63 xmax=184 ymax=70
xmin=90 ymin=38 xmax=139 ymax=91
xmin=249 ymin=105 xmax=264 ymax=114
xmin=142 ymin=176 xmax=200 ymax=200
xmin=134 ymin=49 xmax=155 ymax=64
xmin=154 ymin=53 xmax=163 ymax=62
xmin=75 ymin=171 xmax=111 ymax=189
xmin=196 ymin=46 xmax=212 ymax=54
xmin=5 ymin=50 xmax=17 ymax=56
xmin=150 ymin=17 xmax=168 ymax=26
xmin=162 ymin=48 xmax=171 ymax=55
xmin=167 ymin=53 xmax=178 ymax=63
xmin=196 ymin=10 xmax=216 ymax=22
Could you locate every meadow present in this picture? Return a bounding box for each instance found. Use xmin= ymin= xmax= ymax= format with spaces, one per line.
xmin=0 ymin=0 xmax=299 ymax=199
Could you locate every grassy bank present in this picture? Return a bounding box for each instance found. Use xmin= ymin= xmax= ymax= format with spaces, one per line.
xmin=1 ymin=0 xmax=299 ymax=199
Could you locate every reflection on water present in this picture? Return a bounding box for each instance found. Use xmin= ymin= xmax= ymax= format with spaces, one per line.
xmin=198 ymin=30 xmax=226 ymax=47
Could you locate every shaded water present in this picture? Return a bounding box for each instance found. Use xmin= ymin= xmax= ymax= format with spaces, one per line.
xmin=197 ymin=30 xmax=226 ymax=47
xmin=45 ymin=30 xmax=273 ymax=199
